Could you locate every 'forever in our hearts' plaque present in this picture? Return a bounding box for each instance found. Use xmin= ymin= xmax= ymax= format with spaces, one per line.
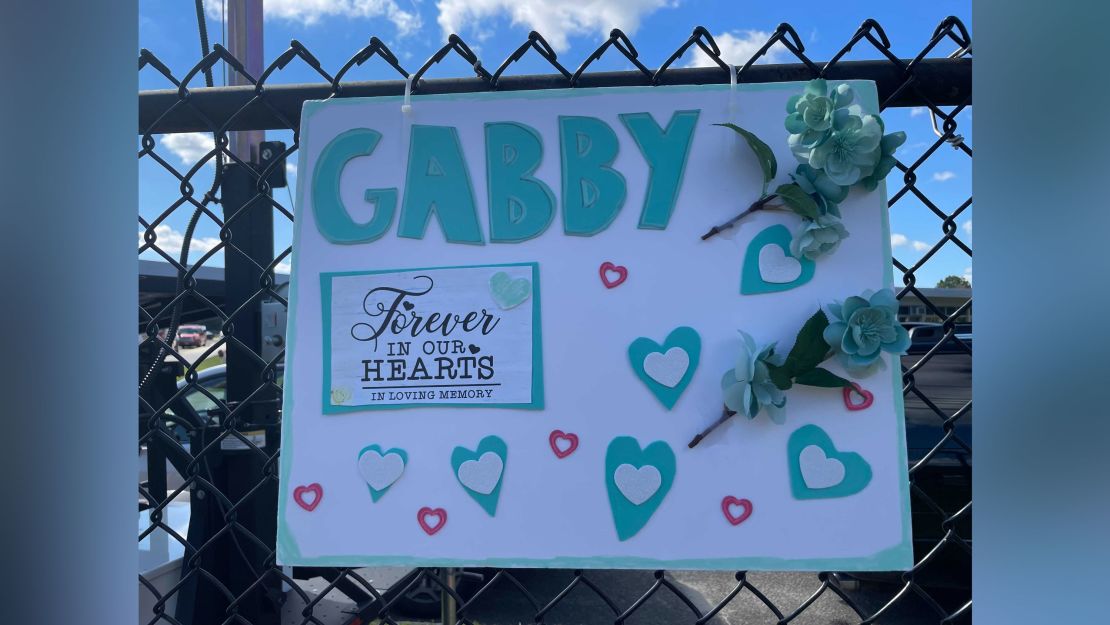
xmin=323 ymin=263 xmax=543 ymax=411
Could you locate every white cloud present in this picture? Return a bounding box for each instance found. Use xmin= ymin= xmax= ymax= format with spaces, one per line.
xmin=686 ymin=30 xmax=786 ymax=68
xmin=892 ymin=233 xmax=931 ymax=252
xmin=139 ymin=224 xmax=222 ymax=259
xmin=208 ymin=0 xmax=421 ymax=34
xmin=161 ymin=133 xmax=217 ymax=168
xmin=910 ymin=107 xmax=926 ymax=117
xmin=962 ymin=266 xmax=973 ymax=285
xmin=932 ymin=170 xmax=957 ymax=182
xmin=276 ymin=261 xmax=292 ymax=274
xmin=436 ymin=0 xmax=672 ymax=53
xmin=161 ymin=135 xmax=301 ymax=180
xmin=896 ymin=140 xmax=929 ymax=156
xmin=962 ymin=219 xmax=972 ymax=235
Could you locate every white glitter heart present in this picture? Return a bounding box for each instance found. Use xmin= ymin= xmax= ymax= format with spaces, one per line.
xmin=457 ymin=451 xmax=504 ymax=495
xmin=614 ymin=464 xmax=662 ymax=505
xmin=357 ymin=450 xmax=405 ymax=491
xmin=642 ymin=347 xmax=690 ymax=388
xmin=758 ymin=244 xmax=802 ymax=284
xmin=799 ymin=445 xmax=846 ymax=490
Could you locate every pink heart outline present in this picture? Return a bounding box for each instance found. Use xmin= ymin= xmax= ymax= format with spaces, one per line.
xmin=721 ymin=496 xmax=753 ymax=526
xmin=599 ymin=262 xmax=628 ymax=289
xmin=842 ymin=383 xmax=874 ymax=411
xmin=417 ymin=507 xmax=447 ymax=535
xmin=293 ymin=483 xmax=323 ymax=512
xmin=549 ymin=430 xmax=579 ymax=459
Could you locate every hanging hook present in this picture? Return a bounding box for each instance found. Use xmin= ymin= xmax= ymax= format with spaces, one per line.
xmin=401 ymin=73 xmax=414 ymax=115
xmin=727 ymin=64 xmax=738 ymax=120
xmin=929 ymin=108 xmax=964 ymax=148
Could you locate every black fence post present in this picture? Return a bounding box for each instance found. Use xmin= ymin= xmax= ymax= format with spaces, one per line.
xmin=215 ymin=161 xmax=281 ymax=623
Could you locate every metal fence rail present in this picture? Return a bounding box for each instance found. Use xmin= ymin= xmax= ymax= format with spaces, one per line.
xmin=139 ymin=17 xmax=972 ymax=625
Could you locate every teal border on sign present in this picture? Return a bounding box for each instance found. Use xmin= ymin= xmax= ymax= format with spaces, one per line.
xmin=871 ymin=80 xmax=916 ymax=572
xmin=320 ymin=262 xmax=544 ymax=413
xmin=277 ymin=81 xmax=913 ymax=572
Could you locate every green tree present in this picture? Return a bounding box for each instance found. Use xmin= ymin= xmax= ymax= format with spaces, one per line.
xmin=936 ymin=275 xmax=971 ymax=288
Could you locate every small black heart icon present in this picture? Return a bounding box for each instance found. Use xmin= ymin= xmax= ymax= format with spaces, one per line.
xmin=402 ymin=301 xmax=414 ymax=311
xmin=468 ymin=344 xmax=480 ymax=354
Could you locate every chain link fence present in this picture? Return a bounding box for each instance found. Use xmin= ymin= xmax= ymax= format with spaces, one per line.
xmin=139 ymin=17 xmax=971 ymax=625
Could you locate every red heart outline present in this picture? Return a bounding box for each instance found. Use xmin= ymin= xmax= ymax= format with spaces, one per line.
xmin=599 ymin=262 xmax=628 ymax=289
xmin=293 ymin=483 xmax=323 ymax=512
xmin=842 ymin=383 xmax=874 ymax=411
xmin=549 ymin=430 xmax=579 ymax=458
xmin=417 ymin=507 xmax=447 ymax=535
xmin=721 ymin=496 xmax=753 ymax=526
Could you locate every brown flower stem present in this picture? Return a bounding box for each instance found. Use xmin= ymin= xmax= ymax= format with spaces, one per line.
xmin=700 ymin=194 xmax=779 ymax=241
xmin=688 ymin=407 xmax=738 ymax=448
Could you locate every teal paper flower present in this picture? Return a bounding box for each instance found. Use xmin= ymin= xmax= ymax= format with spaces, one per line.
xmin=721 ymin=330 xmax=786 ymax=423
xmin=822 ymin=289 xmax=911 ymax=377
xmin=785 ymin=80 xmax=855 ymax=149
xmin=788 ymin=80 xmax=904 ymax=189
xmin=806 ymin=109 xmax=884 ymax=186
xmin=792 ymin=164 xmax=847 ymax=217
xmin=858 ymin=128 xmax=907 ymax=191
xmin=791 ymin=214 xmax=850 ymax=261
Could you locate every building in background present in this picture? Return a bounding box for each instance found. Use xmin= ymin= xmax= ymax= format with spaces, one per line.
xmin=898 ymin=287 xmax=971 ymax=324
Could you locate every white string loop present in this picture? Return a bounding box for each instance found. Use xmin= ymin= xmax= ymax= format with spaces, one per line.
xmin=401 ymin=73 xmax=414 ymax=115
xmin=727 ymin=65 xmax=738 ymax=121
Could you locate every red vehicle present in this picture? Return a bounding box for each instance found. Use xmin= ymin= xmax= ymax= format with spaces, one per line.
xmin=175 ymin=325 xmax=208 ymax=348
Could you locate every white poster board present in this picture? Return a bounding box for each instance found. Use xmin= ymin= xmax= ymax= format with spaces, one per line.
xmin=277 ymin=82 xmax=912 ymax=570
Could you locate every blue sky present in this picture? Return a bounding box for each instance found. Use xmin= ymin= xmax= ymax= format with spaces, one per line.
xmin=139 ymin=0 xmax=972 ymax=286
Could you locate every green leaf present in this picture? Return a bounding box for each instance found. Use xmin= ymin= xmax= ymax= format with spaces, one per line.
xmin=715 ymin=123 xmax=777 ymax=185
xmin=766 ymin=362 xmax=794 ymax=391
xmin=775 ymin=183 xmax=820 ymax=219
xmin=784 ymin=309 xmax=832 ymax=373
xmin=794 ymin=367 xmax=853 ymax=388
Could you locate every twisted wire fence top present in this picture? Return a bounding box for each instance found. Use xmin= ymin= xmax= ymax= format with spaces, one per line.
xmin=139 ymin=18 xmax=971 ymax=625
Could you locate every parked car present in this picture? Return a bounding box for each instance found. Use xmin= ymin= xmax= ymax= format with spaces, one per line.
xmin=175 ymin=325 xmax=209 ymax=348
xmin=156 ymin=363 xmax=283 ymax=443
xmin=905 ymin=322 xmax=972 ymax=355
xmin=175 ymin=363 xmax=282 ymax=416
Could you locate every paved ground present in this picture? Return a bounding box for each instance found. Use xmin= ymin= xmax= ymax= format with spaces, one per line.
xmin=280 ymin=567 xmax=964 ymax=624
xmin=900 ymin=352 xmax=973 ymax=456
xmin=902 ymin=352 xmax=972 ymax=419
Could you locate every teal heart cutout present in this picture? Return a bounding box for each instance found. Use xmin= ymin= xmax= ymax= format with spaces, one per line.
xmin=489 ymin=271 xmax=532 ymax=310
xmin=357 ymin=444 xmax=408 ymax=502
xmin=451 ymin=435 xmax=508 ymax=516
xmin=628 ymin=326 xmax=701 ymax=410
xmin=787 ymin=424 xmax=872 ymax=500
xmin=741 ymin=224 xmax=815 ymax=295
xmin=605 ymin=436 xmax=676 ymax=541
